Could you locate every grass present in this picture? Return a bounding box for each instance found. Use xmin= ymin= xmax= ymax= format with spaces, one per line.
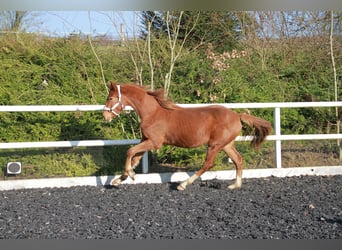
xmin=1 ymin=141 xmax=340 ymax=180
xmin=0 ymin=146 xmax=130 ymax=179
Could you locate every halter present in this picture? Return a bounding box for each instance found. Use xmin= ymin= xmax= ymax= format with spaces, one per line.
xmin=103 ymin=84 xmax=125 ymax=116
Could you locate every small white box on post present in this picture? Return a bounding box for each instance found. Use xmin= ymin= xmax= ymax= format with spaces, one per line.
xmin=7 ymin=162 xmax=22 ymax=174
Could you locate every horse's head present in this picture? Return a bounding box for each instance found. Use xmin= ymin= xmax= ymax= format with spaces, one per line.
xmin=103 ymin=81 xmax=125 ymax=122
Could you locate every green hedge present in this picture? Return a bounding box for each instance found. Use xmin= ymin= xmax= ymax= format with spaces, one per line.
xmin=0 ymin=33 xmax=340 ymax=178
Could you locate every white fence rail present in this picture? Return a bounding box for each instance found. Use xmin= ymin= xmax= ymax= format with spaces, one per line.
xmin=1 ymin=102 xmax=341 ymax=172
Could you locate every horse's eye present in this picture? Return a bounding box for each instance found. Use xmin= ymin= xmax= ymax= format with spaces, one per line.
xmin=107 ymin=97 xmax=113 ymax=101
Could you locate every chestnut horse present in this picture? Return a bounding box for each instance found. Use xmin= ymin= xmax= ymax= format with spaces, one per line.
xmin=103 ymin=82 xmax=272 ymax=191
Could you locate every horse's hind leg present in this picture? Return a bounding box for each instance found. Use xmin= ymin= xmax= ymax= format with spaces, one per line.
xmin=177 ymin=145 xmax=221 ymax=191
xmin=223 ymin=142 xmax=243 ymax=189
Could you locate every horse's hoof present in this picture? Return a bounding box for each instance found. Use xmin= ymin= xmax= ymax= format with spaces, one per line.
xmin=177 ymin=184 xmax=186 ymax=191
xmin=228 ymin=183 xmax=241 ymax=190
xmin=111 ymin=179 xmax=121 ymax=186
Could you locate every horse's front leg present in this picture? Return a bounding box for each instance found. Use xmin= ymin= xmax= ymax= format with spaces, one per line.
xmin=123 ymin=151 xmax=145 ymax=181
xmin=111 ymin=148 xmax=140 ymax=186
xmin=111 ymin=140 xmax=154 ymax=186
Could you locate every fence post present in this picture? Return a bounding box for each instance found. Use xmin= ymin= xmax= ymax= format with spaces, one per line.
xmin=274 ymin=107 xmax=282 ymax=168
xmin=142 ymin=152 xmax=149 ymax=173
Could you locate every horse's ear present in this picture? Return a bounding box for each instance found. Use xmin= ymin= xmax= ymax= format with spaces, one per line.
xmin=107 ymin=81 xmax=116 ymax=90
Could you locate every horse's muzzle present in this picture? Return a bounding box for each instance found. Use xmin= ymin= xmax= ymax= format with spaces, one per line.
xmin=102 ymin=111 xmax=114 ymax=122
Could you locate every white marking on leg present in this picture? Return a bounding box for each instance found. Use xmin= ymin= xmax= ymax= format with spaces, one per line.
xmin=177 ymin=174 xmax=199 ymax=191
xmin=187 ymin=174 xmax=199 ymax=185
xmin=128 ymin=170 xmax=136 ymax=180
xmin=228 ymin=176 xmax=242 ymax=189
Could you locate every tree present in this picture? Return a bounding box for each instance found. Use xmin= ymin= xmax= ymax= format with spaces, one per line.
xmin=179 ymin=11 xmax=241 ymax=52
xmin=0 ymin=11 xmax=28 ymax=31
xmin=140 ymin=11 xmax=241 ymax=52
xmin=138 ymin=11 xmax=242 ymax=96
xmin=139 ymin=11 xmax=167 ymax=39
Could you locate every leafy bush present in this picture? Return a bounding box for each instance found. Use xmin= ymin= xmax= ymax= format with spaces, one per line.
xmin=0 ymin=32 xmax=340 ymax=178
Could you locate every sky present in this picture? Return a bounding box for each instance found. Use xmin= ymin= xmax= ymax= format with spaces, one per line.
xmin=25 ymin=11 xmax=139 ymax=39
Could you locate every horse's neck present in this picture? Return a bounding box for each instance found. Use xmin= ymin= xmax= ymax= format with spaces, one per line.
xmin=124 ymin=90 xmax=160 ymax=119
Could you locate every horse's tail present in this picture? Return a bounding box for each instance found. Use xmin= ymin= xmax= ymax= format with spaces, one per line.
xmin=239 ymin=113 xmax=272 ymax=149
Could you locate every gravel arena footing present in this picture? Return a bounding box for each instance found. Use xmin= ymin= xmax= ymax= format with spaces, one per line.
xmin=0 ymin=175 xmax=341 ymax=239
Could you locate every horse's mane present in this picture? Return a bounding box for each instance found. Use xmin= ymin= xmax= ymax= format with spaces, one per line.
xmin=110 ymin=82 xmax=180 ymax=110
xmin=147 ymin=89 xmax=180 ymax=110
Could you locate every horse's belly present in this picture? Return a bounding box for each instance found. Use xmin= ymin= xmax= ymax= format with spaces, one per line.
xmin=165 ymin=128 xmax=210 ymax=148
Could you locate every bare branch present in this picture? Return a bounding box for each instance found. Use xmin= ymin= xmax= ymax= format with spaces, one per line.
xmin=329 ymin=11 xmax=341 ymax=159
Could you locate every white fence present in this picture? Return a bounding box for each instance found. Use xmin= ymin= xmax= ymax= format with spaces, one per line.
xmin=1 ymin=102 xmax=342 ymax=173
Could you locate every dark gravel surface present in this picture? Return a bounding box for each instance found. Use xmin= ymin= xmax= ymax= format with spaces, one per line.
xmin=0 ymin=175 xmax=341 ymax=239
